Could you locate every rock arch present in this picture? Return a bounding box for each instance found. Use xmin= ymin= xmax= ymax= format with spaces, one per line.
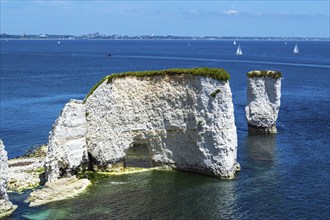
xmin=124 ymin=139 xmax=153 ymax=168
xmin=46 ymin=68 xmax=240 ymax=181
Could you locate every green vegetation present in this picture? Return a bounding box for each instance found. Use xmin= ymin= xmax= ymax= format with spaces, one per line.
xmin=77 ymin=167 xmax=159 ymax=183
xmin=83 ymin=68 xmax=230 ymax=103
xmin=26 ymin=167 xmax=45 ymax=174
xmin=247 ymin=70 xmax=282 ymax=79
xmin=210 ymin=89 xmax=221 ymax=97
xmin=18 ymin=144 xmax=47 ymax=159
xmin=83 ymin=76 xmax=109 ymax=103
xmin=106 ymin=67 xmax=230 ymax=83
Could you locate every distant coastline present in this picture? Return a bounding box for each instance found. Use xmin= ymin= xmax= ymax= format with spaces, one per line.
xmin=1 ymin=33 xmax=329 ymax=41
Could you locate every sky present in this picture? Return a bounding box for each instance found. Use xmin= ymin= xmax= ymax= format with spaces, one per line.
xmin=0 ymin=0 xmax=329 ymax=37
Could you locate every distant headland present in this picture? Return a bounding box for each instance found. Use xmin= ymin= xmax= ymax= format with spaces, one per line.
xmin=1 ymin=32 xmax=329 ymax=41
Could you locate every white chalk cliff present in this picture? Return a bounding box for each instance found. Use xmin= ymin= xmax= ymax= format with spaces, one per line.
xmin=46 ymin=69 xmax=240 ymax=181
xmin=0 ymin=139 xmax=17 ymax=217
xmin=245 ymin=70 xmax=282 ymax=133
xmin=45 ymin=100 xmax=88 ymax=182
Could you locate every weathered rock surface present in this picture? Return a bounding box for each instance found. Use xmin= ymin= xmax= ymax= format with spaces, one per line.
xmin=46 ymin=99 xmax=88 ymax=182
xmin=4 ymin=145 xmax=46 ymax=193
xmin=46 ymin=70 xmax=240 ymax=180
xmin=0 ymin=139 xmax=17 ymax=218
xmin=245 ymin=70 xmax=282 ymax=133
xmin=86 ymin=75 xmax=239 ymax=178
xmin=8 ymin=157 xmax=45 ymax=192
xmin=27 ymin=176 xmax=90 ymax=207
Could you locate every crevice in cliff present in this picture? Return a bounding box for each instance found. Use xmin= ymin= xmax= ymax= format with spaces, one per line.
xmin=87 ymin=153 xmax=98 ymax=171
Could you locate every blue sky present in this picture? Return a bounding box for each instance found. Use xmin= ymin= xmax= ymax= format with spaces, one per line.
xmin=1 ymin=1 xmax=329 ymax=37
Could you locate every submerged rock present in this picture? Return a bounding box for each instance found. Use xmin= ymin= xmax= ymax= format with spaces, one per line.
xmin=27 ymin=176 xmax=90 ymax=207
xmin=46 ymin=68 xmax=240 ymax=180
xmin=0 ymin=139 xmax=17 ymax=218
xmin=245 ymin=70 xmax=282 ymax=133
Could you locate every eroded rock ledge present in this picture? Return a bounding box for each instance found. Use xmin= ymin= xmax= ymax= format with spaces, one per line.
xmin=27 ymin=176 xmax=90 ymax=207
xmin=245 ymin=70 xmax=282 ymax=133
xmin=7 ymin=145 xmax=46 ymax=192
xmin=46 ymin=68 xmax=240 ymax=182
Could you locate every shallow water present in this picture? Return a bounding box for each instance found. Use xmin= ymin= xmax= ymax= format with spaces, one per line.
xmin=1 ymin=40 xmax=330 ymax=219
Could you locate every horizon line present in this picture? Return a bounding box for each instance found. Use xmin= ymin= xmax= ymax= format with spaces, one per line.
xmin=1 ymin=33 xmax=329 ymax=39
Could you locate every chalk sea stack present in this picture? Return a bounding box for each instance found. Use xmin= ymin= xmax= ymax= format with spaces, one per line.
xmin=245 ymin=70 xmax=282 ymax=133
xmin=45 ymin=68 xmax=240 ymax=181
xmin=0 ymin=139 xmax=17 ymax=218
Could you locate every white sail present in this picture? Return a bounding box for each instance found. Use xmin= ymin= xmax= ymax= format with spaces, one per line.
xmin=293 ymin=44 xmax=299 ymax=54
xmin=233 ymin=41 xmax=236 ymax=45
xmin=236 ymin=45 xmax=242 ymax=55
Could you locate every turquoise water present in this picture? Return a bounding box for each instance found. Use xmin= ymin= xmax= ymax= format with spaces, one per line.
xmin=1 ymin=40 xmax=330 ymax=219
xmin=7 ymin=131 xmax=330 ymax=219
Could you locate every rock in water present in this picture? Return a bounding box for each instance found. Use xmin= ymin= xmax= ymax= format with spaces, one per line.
xmin=0 ymin=139 xmax=17 ymax=218
xmin=245 ymin=70 xmax=282 ymax=133
xmin=27 ymin=176 xmax=91 ymax=207
xmin=46 ymin=68 xmax=240 ymax=180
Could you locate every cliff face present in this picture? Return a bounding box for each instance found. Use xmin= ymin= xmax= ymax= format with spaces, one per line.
xmin=245 ymin=70 xmax=282 ymax=133
xmin=46 ymin=69 xmax=240 ymax=180
xmin=86 ymin=74 xmax=239 ymax=178
xmin=0 ymin=139 xmax=16 ymax=217
xmin=46 ymin=100 xmax=88 ymax=182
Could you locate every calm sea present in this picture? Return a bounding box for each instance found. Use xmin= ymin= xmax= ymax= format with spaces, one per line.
xmin=1 ymin=40 xmax=329 ymax=219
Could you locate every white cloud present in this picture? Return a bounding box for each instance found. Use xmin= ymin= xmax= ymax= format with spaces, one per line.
xmin=252 ymin=11 xmax=264 ymax=16
xmin=188 ymin=9 xmax=199 ymax=15
xmin=223 ymin=10 xmax=239 ymax=15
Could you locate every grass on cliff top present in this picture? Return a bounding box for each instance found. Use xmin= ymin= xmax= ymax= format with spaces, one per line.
xmin=247 ymin=70 xmax=282 ymax=79
xmin=84 ymin=67 xmax=230 ymax=103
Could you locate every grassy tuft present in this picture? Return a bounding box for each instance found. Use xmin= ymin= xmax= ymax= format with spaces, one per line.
xmin=83 ymin=76 xmax=109 ymax=104
xmin=210 ymin=89 xmax=221 ymax=97
xmin=84 ymin=67 xmax=230 ymax=103
xmin=247 ymin=70 xmax=282 ymax=79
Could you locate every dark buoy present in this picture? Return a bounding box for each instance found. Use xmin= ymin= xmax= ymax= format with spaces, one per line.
xmin=108 ymin=53 xmax=112 ymax=58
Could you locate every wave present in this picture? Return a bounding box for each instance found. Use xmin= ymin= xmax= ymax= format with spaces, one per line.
xmin=116 ymin=55 xmax=330 ymax=69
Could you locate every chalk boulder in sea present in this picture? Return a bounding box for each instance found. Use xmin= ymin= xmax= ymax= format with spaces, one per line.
xmin=45 ymin=68 xmax=240 ymax=180
xmin=245 ymin=70 xmax=282 ymax=133
xmin=0 ymin=139 xmax=17 ymax=218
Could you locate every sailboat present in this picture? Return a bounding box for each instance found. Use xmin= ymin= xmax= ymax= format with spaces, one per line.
xmin=233 ymin=40 xmax=236 ymax=45
xmin=236 ymin=45 xmax=242 ymax=55
xmin=293 ymin=44 xmax=299 ymax=54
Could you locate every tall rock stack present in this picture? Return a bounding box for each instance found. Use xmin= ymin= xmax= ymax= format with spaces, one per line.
xmin=245 ymin=70 xmax=282 ymax=133
xmin=45 ymin=100 xmax=88 ymax=182
xmin=0 ymin=139 xmax=16 ymax=218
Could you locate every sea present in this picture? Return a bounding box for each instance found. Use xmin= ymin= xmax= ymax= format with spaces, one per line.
xmin=0 ymin=40 xmax=329 ymax=219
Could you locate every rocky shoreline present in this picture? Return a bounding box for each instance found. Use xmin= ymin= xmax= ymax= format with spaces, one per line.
xmin=27 ymin=176 xmax=91 ymax=207
xmin=7 ymin=146 xmax=46 ymax=193
xmin=1 ymin=143 xmax=164 ymax=217
xmin=0 ymin=142 xmax=92 ymax=217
